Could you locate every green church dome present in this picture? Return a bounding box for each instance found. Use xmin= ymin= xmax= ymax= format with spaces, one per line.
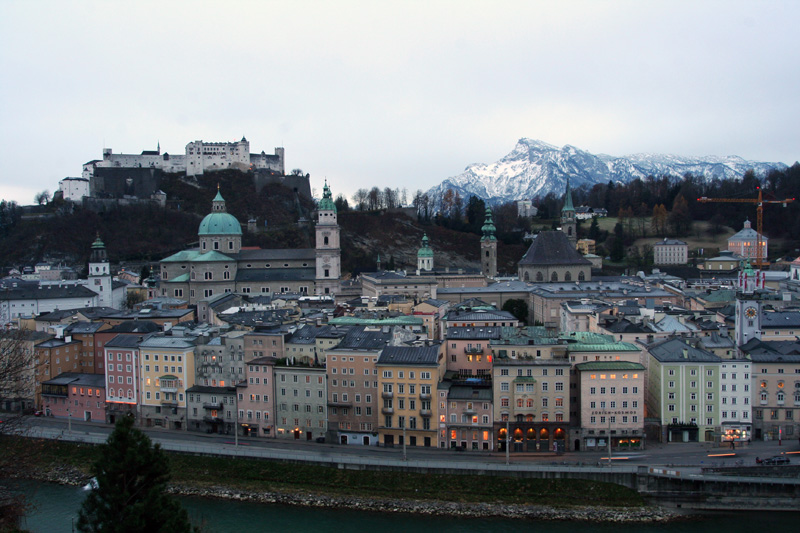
xmin=198 ymin=212 xmax=242 ymax=236
xmin=418 ymin=233 xmax=434 ymax=257
xmin=198 ymin=190 xmax=242 ymax=236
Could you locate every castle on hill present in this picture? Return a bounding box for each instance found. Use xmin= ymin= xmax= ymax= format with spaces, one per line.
xmin=82 ymin=137 xmax=284 ymax=180
xmin=60 ymin=137 xmax=307 ymax=203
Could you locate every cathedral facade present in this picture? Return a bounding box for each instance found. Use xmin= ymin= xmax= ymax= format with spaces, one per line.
xmin=158 ymin=183 xmax=340 ymax=304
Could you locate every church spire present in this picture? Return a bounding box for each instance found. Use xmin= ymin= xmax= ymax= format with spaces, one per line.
xmin=561 ymin=177 xmax=575 ymax=213
xmin=481 ymin=207 xmax=496 ymax=242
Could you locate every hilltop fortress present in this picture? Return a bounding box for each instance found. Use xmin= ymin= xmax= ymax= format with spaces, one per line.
xmin=61 ymin=137 xmax=304 ymax=203
xmin=82 ymin=137 xmax=284 ymax=179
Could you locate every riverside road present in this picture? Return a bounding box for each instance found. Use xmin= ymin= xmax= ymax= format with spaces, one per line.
xmin=23 ymin=417 xmax=800 ymax=471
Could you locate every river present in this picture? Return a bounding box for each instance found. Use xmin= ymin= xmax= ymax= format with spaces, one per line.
xmin=12 ymin=482 xmax=800 ymax=533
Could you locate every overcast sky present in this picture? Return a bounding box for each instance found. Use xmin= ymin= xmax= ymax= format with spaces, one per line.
xmin=1 ymin=0 xmax=799 ymax=206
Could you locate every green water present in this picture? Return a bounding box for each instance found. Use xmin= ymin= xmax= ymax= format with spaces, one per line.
xmin=13 ymin=482 xmax=800 ymax=533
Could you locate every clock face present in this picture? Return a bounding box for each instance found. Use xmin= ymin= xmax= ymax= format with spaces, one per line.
xmin=745 ymin=306 xmax=757 ymax=319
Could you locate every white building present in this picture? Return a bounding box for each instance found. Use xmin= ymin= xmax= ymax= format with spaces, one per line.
xmin=719 ymin=359 xmax=752 ymax=442
xmin=654 ymin=238 xmax=688 ymax=265
xmin=728 ymin=219 xmax=767 ymax=260
xmin=82 ymin=137 xmax=284 ymax=179
xmin=58 ymin=177 xmax=90 ymax=201
xmin=516 ymin=200 xmax=538 ymax=218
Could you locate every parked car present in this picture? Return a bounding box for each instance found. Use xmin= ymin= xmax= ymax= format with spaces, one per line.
xmin=761 ymin=455 xmax=790 ymax=465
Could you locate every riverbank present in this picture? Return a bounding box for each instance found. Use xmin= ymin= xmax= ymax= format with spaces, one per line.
xmin=7 ymin=436 xmax=680 ymax=523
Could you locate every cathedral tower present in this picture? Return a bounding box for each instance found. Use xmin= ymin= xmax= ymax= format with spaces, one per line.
xmin=315 ymin=181 xmax=341 ymax=295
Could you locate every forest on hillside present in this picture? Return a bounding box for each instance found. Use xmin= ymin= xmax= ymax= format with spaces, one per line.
xmin=2 ymin=163 xmax=799 ymax=275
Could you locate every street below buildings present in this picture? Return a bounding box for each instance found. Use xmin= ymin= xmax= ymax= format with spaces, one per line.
xmin=24 ymin=417 xmax=800 ymax=470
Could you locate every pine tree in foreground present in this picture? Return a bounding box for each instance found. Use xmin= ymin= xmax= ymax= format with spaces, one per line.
xmin=77 ymin=415 xmax=196 ymax=533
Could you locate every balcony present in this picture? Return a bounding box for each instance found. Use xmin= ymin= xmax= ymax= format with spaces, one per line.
xmin=420 ymin=409 xmax=432 ymax=417
xmin=327 ymin=400 xmax=353 ymax=408
xmin=203 ymin=402 xmax=223 ymax=410
xmin=160 ymin=385 xmax=178 ymax=394
xmin=161 ymin=400 xmax=179 ymax=408
xmin=203 ymin=415 xmax=223 ymax=424
xmin=381 ymin=391 xmax=394 ymax=399
xmin=419 ymin=393 xmax=431 ymax=401
xmin=464 ymin=346 xmax=483 ymax=354
xmin=382 ymin=407 xmax=394 ymax=415
xmin=463 ymin=408 xmax=476 ymax=416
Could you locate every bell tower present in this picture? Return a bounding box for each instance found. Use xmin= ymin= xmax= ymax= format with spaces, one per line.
xmin=315 ymin=180 xmax=341 ymax=296
xmin=735 ymin=260 xmax=764 ymax=346
xmin=480 ymin=207 xmax=498 ymax=279
xmin=88 ymin=234 xmax=113 ymax=308
xmin=561 ymin=177 xmax=577 ymax=246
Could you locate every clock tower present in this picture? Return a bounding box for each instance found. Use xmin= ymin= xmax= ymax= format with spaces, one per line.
xmin=735 ymin=260 xmax=764 ymax=346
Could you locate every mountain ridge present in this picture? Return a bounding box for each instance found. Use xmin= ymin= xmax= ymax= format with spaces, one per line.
xmin=427 ymin=138 xmax=788 ymax=205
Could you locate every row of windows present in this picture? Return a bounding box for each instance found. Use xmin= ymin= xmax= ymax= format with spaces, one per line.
xmin=668 ymin=369 xmax=715 ymax=376
xmin=589 ymin=400 xmax=638 ymax=409
xmin=589 ymin=386 xmax=639 ymax=394
xmin=142 ymin=354 xmax=183 ymax=362
xmin=590 ymin=415 xmax=638 ymax=424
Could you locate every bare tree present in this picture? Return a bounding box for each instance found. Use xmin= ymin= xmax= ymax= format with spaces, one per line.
xmin=383 ymin=187 xmax=396 ymax=209
xmin=0 ymin=328 xmax=47 ymax=527
xmin=34 ymin=190 xmax=51 ymax=206
xmin=368 ymin=187 xmax=382 ymax=211
xmin=352 ymin=189 xmax=368 ymax=211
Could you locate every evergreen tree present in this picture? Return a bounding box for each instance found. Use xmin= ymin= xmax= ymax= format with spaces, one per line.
xmin=588 ymin=217 xmax=600 ymax=241
xmin=77 ymin=416 xmax=196 ymax=533
xmin=501 ymin=299 xmax=529 ymax=324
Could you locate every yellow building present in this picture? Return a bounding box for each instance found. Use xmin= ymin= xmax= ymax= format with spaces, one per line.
xmin=376 ymin=343 xmax=445 ymax=448
xmin=139 ymin=335 xmax=196 ymax=429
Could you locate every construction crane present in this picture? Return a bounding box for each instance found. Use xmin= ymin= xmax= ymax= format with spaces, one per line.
xmin=697 ymin=187 xmax=795 ymax=269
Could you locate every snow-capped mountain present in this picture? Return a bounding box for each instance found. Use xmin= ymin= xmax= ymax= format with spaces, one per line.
xmin=427 ymin=138 xmax=787 ymax=204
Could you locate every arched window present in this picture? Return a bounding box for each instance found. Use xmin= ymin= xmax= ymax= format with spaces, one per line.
xmin=485 ymin=250 xmax=490 ymax=257
xmin=564 ymin=271 xmax=572 ymax=281
xmin=551 ymin=271 xmax=558 ymax=282
xmin=578 ymin=271 xmax=586 ymax=281
xmin=536 ymin=271 xmax=544 ymax=282
xmin=524 ymin=271 xmax=530 ymax=281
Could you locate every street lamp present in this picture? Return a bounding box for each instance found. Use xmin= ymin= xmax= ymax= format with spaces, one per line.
xmin=67 ymin=408 xmax=72 ymax=433
xmin=505 ymin=418 xmax=510 ymax=465
xmin=402 ymin=424 xmax=407 ymax=461
xmin=607 ymin=413 xmax=612 ymax=466
xmin=233 ymin=385 xmax=239 ymax=447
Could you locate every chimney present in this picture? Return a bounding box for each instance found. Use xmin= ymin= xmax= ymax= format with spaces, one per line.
xmin=682 ymin=348 xmax=688 ymax=359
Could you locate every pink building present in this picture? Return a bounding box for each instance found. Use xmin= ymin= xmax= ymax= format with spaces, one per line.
xmin=104 ymin=334 xmax=148 ymax=423
xmin=438 ymin=382 xmax=494 ymax=450
xmin=445 ymin=326 xmax=502 ymax=377
xmin=238 ymin=356 xmax=276 ymax=437
xmin=41 ymin=373 xmax=107 ymax=422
